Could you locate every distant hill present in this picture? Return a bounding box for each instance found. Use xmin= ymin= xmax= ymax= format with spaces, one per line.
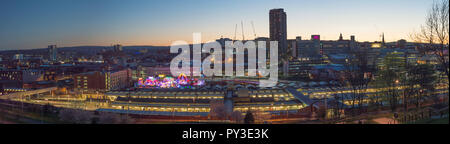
xmin=123 ymin=46 xmax=170 ymax=51
xmin=0 ymin=45 xmax=170 ymax=54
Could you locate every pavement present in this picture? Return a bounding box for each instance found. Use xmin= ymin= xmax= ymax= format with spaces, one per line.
xmin=372 ymin=117 xmax=397 ymax=124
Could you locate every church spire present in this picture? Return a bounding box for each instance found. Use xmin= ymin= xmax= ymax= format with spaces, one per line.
xmin=339 ymin=33 xmax=343 ymax=41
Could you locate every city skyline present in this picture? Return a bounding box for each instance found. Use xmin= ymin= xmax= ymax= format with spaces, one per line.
xmin=1 ymin=0 xmax=448 ymax=126
xmin=0 ymin=0 xmax=434 ymax=50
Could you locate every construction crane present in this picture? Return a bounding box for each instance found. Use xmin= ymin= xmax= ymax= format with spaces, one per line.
xmin=251 ymin=21 xmax=257 ymax=39
xmin=241 ymin=21 xmax=245 ymax=41
xmin=234 ymin=24 xmax=237 ymax=41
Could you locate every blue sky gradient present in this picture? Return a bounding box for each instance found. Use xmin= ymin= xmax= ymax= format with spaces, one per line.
xmin=0 ymin=0 xmax=433 ymax=50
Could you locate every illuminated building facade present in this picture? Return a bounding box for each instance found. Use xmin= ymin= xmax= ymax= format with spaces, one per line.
xmin=101 ymin=88 xmax=312 ymax=117
xmin=131 ymin=65 xmax=172 ymax=81
xmin=74 ymin=69 xmax=132 ymax=93
xmin=0 ymin=69 xmax=43 ymax=88
xmin=104 ymin=91 xmax=226 ymax=116
xmin=232 ymin=89 xmax=308 ymax=114
xmin=136 ymin=73 xmax=205 ymax=89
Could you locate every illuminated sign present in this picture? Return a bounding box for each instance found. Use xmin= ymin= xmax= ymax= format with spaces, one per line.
xmin=312 ymin=35 xmax=320 ymax=40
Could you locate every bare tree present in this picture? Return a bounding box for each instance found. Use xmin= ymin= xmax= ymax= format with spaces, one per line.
xmin=326 ymin=79 xmax=349 ymax=120
xmin=339 ymin=49 xmax=373 ymax=116
xmin=374 ymin=52 xmax=407 ymax=112
xmin=209 ymin=99 xmax=227 ymax=120
xmin=411 ymin=0 xmax=449 ymax=86
xmin=252 ymin=110 xmax=272 ymax=124
xmin=97 ymin=112 xmax=120 ymax=124
xmin=244 ymin=110 xmax=255 ymax=124
xmin=407 ymin=64 xmax=437 ymax=109
xmin=230 ymin=111 xmax=244 ymax=123
xmin=58 ymin=109 xmax=93 ymax=124
xmin=322 ymin=48 xmax=374 ymax=121
xmin=97 ymin=112 xmax=135 ymax=124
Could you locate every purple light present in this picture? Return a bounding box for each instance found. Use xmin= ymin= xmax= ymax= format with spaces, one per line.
xmin=313 ymin=35 xmax=320 ymax=40
xmin=136 ymin=73 xmax=205 ymax=88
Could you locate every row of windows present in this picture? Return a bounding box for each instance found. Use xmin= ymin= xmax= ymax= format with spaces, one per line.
xmin=116 ymin=96 xmax=223 ymax=100
xmin=234 ymin=104 xmax=304 ymax=112
xmin=307 ymin=85 xmax=448 ymax=99
xmin=76 ymin=76 xmax=88 ymax=79
xmin=250 ymin=93 xmax=293 ymax=98
xmin=109 ymin=91 xmax=224 ymax=95
xmin=111 ymin=105 xmax=210 ymax=112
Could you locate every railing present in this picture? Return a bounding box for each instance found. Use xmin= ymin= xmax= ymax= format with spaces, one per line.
xmin=0 ymin=87 xmax=57 ymax=100
xmin=396 ymin=106 xmax=449 ymax=124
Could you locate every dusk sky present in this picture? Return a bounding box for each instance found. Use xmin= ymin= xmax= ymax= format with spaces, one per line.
xmin=0 ymin=0 xmax=433 ymax=50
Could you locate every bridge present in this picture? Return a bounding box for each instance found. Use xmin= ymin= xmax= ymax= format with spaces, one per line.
xmin=286 ymin=87 xmax=319 ymax=109
xmin=0 ymin=87 xmax=57 ymax=100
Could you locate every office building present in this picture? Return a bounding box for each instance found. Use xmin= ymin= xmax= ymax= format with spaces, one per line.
xmin=48 ymin=45 xmax=58 ymax=61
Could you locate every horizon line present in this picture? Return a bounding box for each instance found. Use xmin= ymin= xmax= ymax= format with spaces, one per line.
xmin=1 ymin=38 xmax=424 ymax=51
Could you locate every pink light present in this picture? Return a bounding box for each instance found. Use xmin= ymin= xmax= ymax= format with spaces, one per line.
xmin=313 ymin=36 xmax=320 ymax=40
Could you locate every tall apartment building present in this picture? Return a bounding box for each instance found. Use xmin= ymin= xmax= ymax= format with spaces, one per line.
xmin=48 ymin=45 xmax=58 ymax=61
xmin=269 ymin=8 xmax=288 ymax=76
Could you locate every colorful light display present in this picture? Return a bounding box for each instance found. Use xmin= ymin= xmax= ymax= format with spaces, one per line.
xmin=137 ymin=73 xmax=205 ymax=88
xmin=177 ymin=73 xmax=189 ymax=86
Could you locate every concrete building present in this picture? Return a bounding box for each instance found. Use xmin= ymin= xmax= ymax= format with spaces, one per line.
xmin=13 ymin=54 xmax=24 ymax=60
xmin=269 ymin=8 xmax=288 ymax=76
xmin=74 ymin=69 xmax=132 ymax=93
xmin=0 ymin=69 xmax=43 ymax=88
xmin=113 ymin=44 xmax=123 ymax=52
xmin=270 ymin=8 xmax=287 ymax=58
xmin=105 ymin=69 xmax=132 ymax=91
xmin=48 ymin=45 xmax=58 ymax=61
xmin=296 ymin=35 xmax=322 ymax=59
xmin=131 ymin=65 xmax=172 ymax=81
xmin=288 ymin=39 xmax=297 ymax=58
xmin=295 ymin=34 xmax=357 ymax=58
xmin=102 ymin=88 xmax=312 ymax=117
